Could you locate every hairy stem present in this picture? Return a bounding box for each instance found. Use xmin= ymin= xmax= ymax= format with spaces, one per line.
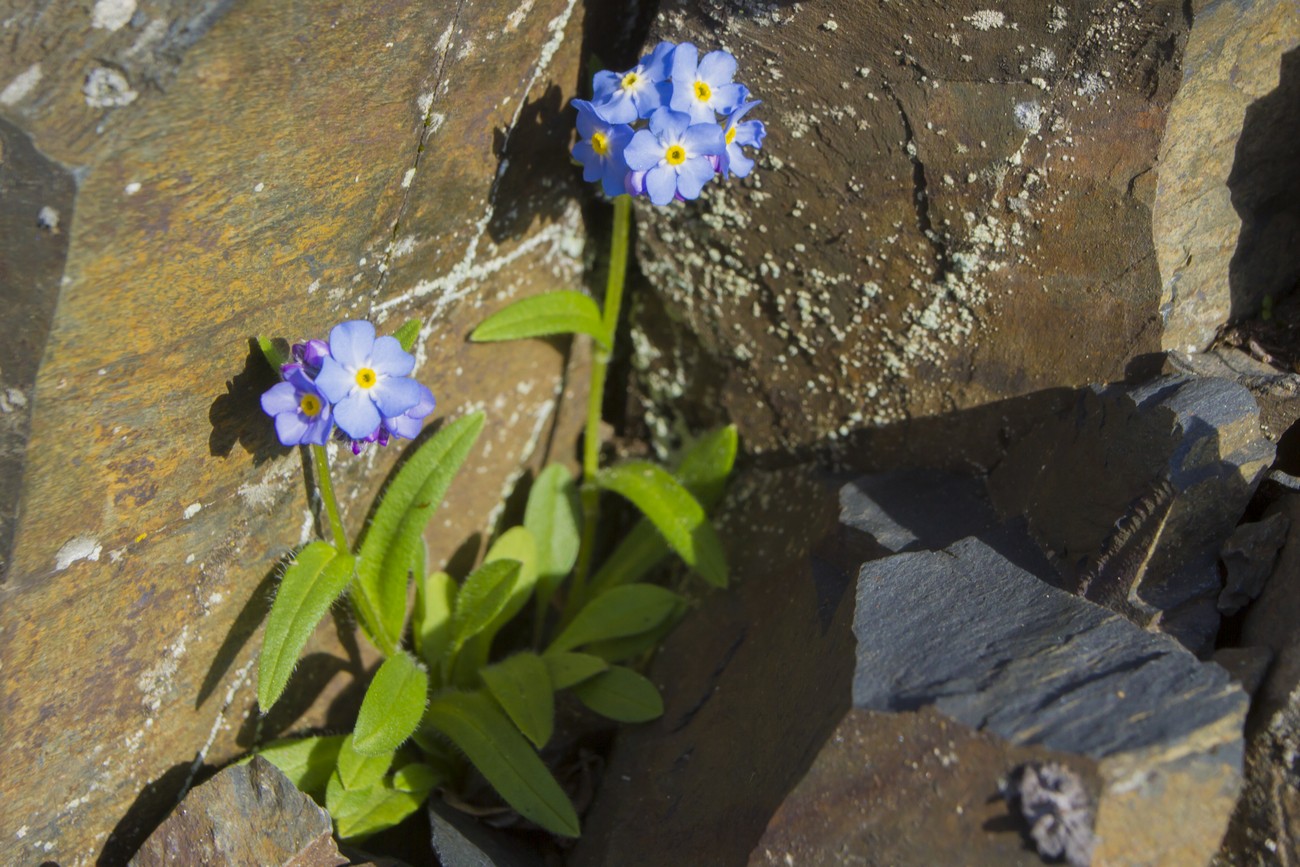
xmin=311 ymin=444 xmax=349 ymax=550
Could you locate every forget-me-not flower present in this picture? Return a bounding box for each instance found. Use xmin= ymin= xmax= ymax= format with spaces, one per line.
xmin=591 ymin=41 xmax=674 ymax=124
xmin=261 ymin=366 xmax=335 ymax=447
xmin=718 ymin=99 xmax=766 ymax=178
xmin=315 ymin=320 xmax=423 ymax=440
xmin=623 ymin=107 xmax=725 ymax=206
xmin=572 ymin=100 xmax=635 ymax=198
xmin=669 ymin=44 xmax=745 ymax=124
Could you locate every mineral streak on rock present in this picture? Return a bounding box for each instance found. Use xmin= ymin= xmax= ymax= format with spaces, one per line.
xmin=629 ymin=0 xmax=1187 ymax=456
xmin=0 ymin=1 xmax=589 ymax=863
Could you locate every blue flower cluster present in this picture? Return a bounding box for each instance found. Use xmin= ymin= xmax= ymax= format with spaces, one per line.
xmin=572 ymin=42 xmax=766 ymax=206
xmin=261 ymin=320 xmax=435 ymax=451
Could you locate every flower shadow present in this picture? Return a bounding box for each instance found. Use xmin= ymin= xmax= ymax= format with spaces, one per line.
xmin=208 ymin=338 xmax=285 ymax=466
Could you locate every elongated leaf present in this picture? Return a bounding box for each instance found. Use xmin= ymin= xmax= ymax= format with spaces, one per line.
xmin=525 ymin=464 xmax=580 ymax=632
xmin=451 ymin=528 xmax=540 ymax=685
xmin=595 ymin=462 xmax=727 ymax=588
xmin=450 ymin=560 xmax=520 ymax=656
xmin=571 ymin=666 xmax=664 ymax=722
xmin=471 ymin=291 xmax=610 ymax=349
xmin=259 ymin=543 xmax=355 ymax=710
xmin=425 ymin=690 xmax=579 ymax=837
xmin=585 ymin=600 xmax=687 ymax=662
xmin=337 ymin=734 xmax=394 ymax=791
xmin=256 ymin=335 xmax=290 ymax=371
xmin=591 ymin=426 xmax=737 ymax=592
xmin=392 ymin=761 xmax=442 ymax=793
xmin=326 ymin=771 xmax=433 ymax=841
xmin=414 ymin=571 xmax=457 ymax=675
xmin=548 ymin=584 xmax=683 ymax=654
xmin=355 ymin=413 xmax=484 ymax=651
xmin=392 ymin=319 xmax=421 ymax=352
xmin=247 ymin=734 xmax=345 ymax=803
xmin=542 ymin=651 xmax=608 ymax=689
xmin=481 ymin=652 xmax=554 ymax=749
xmin=353 ymin=652 xmax=429 ymax=756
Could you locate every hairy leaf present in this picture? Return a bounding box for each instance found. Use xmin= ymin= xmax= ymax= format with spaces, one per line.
xmin=425 ymin=690 xmax=579 ymax=837
xmin=326 ymin=771 xmax=432 ymax=841
xmin=247 ymin=734 xmax=345 ymax=803
xmin=450 ymin=560 xmax=520 ymax=657
xmin=548 ymin=584 xmax=683 ymax=654
xmin=336 ymin=734 xmax=394 ymax=791
xmin=353 ymin=652 xmax=429 ymax=757
xmin=259 ymin=543 xmax=354 ymax=711
xmin=525 ymin=464 xmax=581 ymax=628
xmin=595 ymin=462 xmax=727 ymax=588
xmin=571 ymin=666 xmax=664 ymax=722
xmin=481 ymin=652 xmax=554 ymax=749
xmin=414 ymin=571 xmax=457 ymax=676
xmin=392 ymin=319 xmax=421 ymax=353
xmin=391 ymin=761 xmax=442 ymax=794
xmin=542 ymin=651 xmax=608 ymax=689
xmin=471 ymin=291 xmax=610 ymax=349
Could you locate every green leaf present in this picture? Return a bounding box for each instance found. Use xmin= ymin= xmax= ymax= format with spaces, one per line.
xmin=542 ymin=651 xmax=608 ymax=689
xmin=256 ymin=336 xmax=290 ymax=371
xmin=451 ymin=527 xmax=541 ymax=685
xmin=595 ymin=461 xmax=728 ymax=588
xmin=571 ymin=666 xmax=664 ymax=723
xmin=414 ymin=571 xmax=457 ymax=675
xmin=336 ymin=734 xmax=394 ymax=791
xmin=548 ymin=584 xmax=683 ymax=654
xmin=471 ymin=291 xmax=610 ymax=349
xmin=392 ymin=319 xmax=421 ymax=352
xmin=584 ymin=600 xmax=686 ymax=663
xmin=450 ymin=560 xmax=520 ymax=657
xmin=326 ymin=771 xmax=431 ymax=841
xmin=525 ymin=464 xmax=581 ymax=626
xmin=259 ymin=543 xmax=355 ymax=711
xmin=355 ymin=413 xmax=484 ymax=651
xmin=391 ymin=761 xmax=442 ymax=794
xmin=481 ymin=652 xmax=554 ymax=749
xmin=353 ymin=652 xmax=429 ymax=757
xmin=248 ymin=734 xmax=345 ymax=803
xmin=424 ymin=690 xmax=579 ymax=837
xmin=591 ymin=426 xmax=738 ymax=592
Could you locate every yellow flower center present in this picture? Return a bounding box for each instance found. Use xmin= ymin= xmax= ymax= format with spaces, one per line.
xmin=665 ymin=145 xmax=687 ymax=166
xmin=355 ymin=368 xmax=377 ymax=389
xmin=591 ymin=131 xmax=609 ymax=156
xmin=725 ymin=126 xmax=737 ymax=145
xmin=693 ymin=80 xmax=712 ymax=102
xmin=300 ymin=394 xmax=322 ymax=417
xmin=621 ymin=71 xmax=640 ymax=91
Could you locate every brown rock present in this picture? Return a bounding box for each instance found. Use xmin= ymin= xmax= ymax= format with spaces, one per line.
xmin=129 ymin=756 xmax=347 ymax=867
xmin=628 ymin=1 xmax=1185 ymax=455
xmin=0 ymin=1 xmax=590 ymax=863
xmin=1153 ymin=0 xmax=1300 ymax=352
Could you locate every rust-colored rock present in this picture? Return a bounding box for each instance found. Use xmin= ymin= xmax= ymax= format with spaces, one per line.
xmin=628 ymin=0 xmax=1185 ymax=455
xmin=0 ymin=2 xmax=590 ymax=863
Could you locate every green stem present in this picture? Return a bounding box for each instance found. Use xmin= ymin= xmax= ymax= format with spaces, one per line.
xmin=311 ymin=444 xmax=348 ymax=550
xmin=569 ymin=194 xmax=632 ymax=618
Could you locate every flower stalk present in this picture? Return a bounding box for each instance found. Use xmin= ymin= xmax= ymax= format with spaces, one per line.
xmin=310 ymin=444 xmax=349 ymax=550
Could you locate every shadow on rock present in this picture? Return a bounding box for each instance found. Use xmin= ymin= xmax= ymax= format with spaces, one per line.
xmin=208 ymin=338 xmax=284 ymax=466
xmin=99 ymin=761 xmax=195 ymax=866
xmin=489 ymin=84 xmax=576 ymax=243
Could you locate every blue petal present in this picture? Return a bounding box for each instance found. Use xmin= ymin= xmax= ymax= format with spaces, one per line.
xmin=302 ymin=409 xmax=335 ymax=446
xmin=572 ymin=99 xmax=600 ymax=139
xmin=630 ymin=84 xmax=665 ymax=117
xmin=385 ymin=412 xmax=423 ymax=440
xmin=275 ymin=412 xmax=310 ymax=446
xmin=697 ymin=50 xmax=737 ymax=85
xmin=601 ymin=160 xmax=630 ymax=197
xmin=670 ymin=42 xmax=698 ymax=82
xmin=369 ymin=335 xmax=415 ymax=377
xmin=675 ymin=156 xmax=716 ymax=200
xmin=573 ymin=141 xmax=603 ymax=182
xmin=371 ymin=375 xmax=422 ymax=417
xmin=592 ymin=91 xmax=637 ymax=124
xmin=736 ymin=119 xmax=766 ymax=149
xmin=725 ymin=144 xmax=755 ymax=178
xmin=709 ymin=83 xmax=746 ymax=115
xmin=624 ymin=129 xmax=664 ymax=171
xmin=669 ymin=80 xmax=696 ymax=117
xmin=684 ymin=100 xmax=716 ymax=125
xmin=644 ymin=165 xmax=677 ymax=206
xmin=592 ymin=71 xmax=621 ymax=103
xmin=648 ymin=106 xmax=690 ymax=141
xmin=682 ymin=122 xmax=726 ymax=156
xmin=334 ymin=392 xmax=381 ymax=439
xmin=642 ymin=41 xmax=675 ymax=80
xmin=625 ymin=170 xmax=648 ymax=197
xmin=328 ymin=320 xmax=375 ymax=369
xmin=260 ymin=381 xmax=299 ymax=416
xmin=314 ymin=356 xmax=355 ymax=404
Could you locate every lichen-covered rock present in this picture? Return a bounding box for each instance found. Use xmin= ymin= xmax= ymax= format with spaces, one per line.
xmin=0 ymin=2 xmax=589 ymax=863
xmin=1153 ymin=0 xmax=1300 ymax=353
xmin=628 ymin=0 xmax=1186 ymax=455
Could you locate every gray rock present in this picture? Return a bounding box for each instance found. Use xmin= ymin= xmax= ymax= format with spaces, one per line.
xmin=428 ymin=798 xmax=545 ymax=867
xmin=129 ymin=756 xmax=347 ymax=867
xmin=1218 ymin=513 xmax=1289 ymax=615
xmin=1218 ymin=683 xmax=1300 ymax=865
xmin=1153 ymin=0 xmax=1300 ymax=352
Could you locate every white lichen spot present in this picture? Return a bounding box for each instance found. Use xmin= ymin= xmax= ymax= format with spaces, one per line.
xmin=965 ymin=10 xmax=1005 ymax=31
xmin=0 ymin=63 xmax=41 ymax=106
xmin=1048 ymin=5 xmax=1068 ymax=33
xmin=55 ymin=536 xmax=102 ymax=571
xmin=253 ymin=181 xmax=264 ymax=192
xmin=401 ymin=167 xmax=416 ymax=189
xmin=1013 ymin=101 xmax=1042 ymax=133
xmin=36 ymin=206 xmax=59 ymax=231
xmin=83 ymin=67 xmax=137 ymax=108
xmin=1032 ymin=48 xmax=1056 ymax=71
xmin=124 ymin=181 xmax=141 ymax=195
xmin=137 ymin=626 xmax=190 ymax=712
xmin=1076 ymin=72 xmax=1106 ymax=96
xmin=821 ymin=19 xmax=838 ymax=32
xmin=505 ymin=0 xmax=535 ymax=31
xmin=91 ymin=0 xmax=136 ymax=32
xmin=182 ymin=502 xmax=202 ymax=520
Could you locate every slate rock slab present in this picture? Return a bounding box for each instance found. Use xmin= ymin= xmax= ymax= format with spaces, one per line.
xmin=853 ymin=535 xmax=1247 ymax=866
xmin=129 ymin=756 xmax=346 ymax=867
xmin=428 ymin=797 xmax=545 ymax=867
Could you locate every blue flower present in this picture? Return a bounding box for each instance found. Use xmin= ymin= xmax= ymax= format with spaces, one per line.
xmin=669 ymin=44 xmax=745 ymax=124
xmin=572 ymin=99 xmax=634 ymax=198
xmin=383 ymin=381 xmax=437 ymax=441
xmin=718 ymin=98 xmax=765 ymax=178
xmin=261 ymin=366 xmax=334 ymax=447
xmin=623 ymin=107 xmax=725 ymax=206
xmin=591 ymin=41 xmax=674 ymax=124
xmin=315 ymin=320 xmax=423 ymax=440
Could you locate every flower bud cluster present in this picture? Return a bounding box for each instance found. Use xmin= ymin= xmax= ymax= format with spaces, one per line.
xmin=573 ymin=41 xmax=766 ymax=206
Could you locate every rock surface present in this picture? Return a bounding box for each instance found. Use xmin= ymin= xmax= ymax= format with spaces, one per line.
xmin=0 ymin=2 xmax=589 ymax=863
xmin=428 ymin=798 xmax=545 ymax=867
xmin=1153 ymin=0 xmax=1300 ymax=353
xmin=628 ymin=0 xmax=1186 ymax=455
xmin=129 ymin=756 xmax=347 ymax=867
